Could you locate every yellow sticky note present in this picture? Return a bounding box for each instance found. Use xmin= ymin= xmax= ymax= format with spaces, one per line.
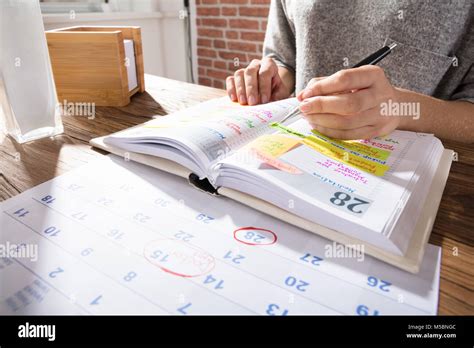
xmin=249 ymin=134 xmax=301 ymax=158
xmin=338 ymin=140 xmax=391 ymax=160
xmin=303 ymin=136 xmax=390 ymax=176
xmin=311 ymin=130 xmax=391 ymax=161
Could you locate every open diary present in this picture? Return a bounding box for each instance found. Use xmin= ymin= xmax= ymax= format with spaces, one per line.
xmin=90 ymin=97 xmax=452 ymax=273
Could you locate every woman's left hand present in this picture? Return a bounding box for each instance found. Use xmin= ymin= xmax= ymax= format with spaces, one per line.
xmin=297 ymin=65 xmax=401 ymax=140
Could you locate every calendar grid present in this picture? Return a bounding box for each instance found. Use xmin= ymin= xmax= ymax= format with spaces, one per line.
xmin=0 ymin=157 xmax=441 ymax=315
xmin=4 ymin=210 xmax=173 ymax=315
xmin=11 ymin=257 xmax=91 ymax=314
xmin=8 ymin=200 xmax=258 ymax=315
xmin=48 ymin=170 xmax=431 ymax=314
xmin=31 ymin=195 xmax=338 ymax=314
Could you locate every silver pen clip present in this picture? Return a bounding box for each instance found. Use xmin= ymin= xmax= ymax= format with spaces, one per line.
xmin=279 ymin=105 xmax=301 ymax=124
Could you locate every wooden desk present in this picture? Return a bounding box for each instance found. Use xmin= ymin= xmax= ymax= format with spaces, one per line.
xmin=1 ymin=74 xmax=472 ymax=314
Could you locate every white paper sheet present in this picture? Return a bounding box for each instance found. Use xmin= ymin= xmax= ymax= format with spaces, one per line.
xmin=0 ymin=155 xmax=441 ymax=315
xmin=124 ymin=40 xmax=137 ymax=92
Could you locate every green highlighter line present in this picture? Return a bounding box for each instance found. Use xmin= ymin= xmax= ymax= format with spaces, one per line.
xmin=270 ymin=122 xmax=306 ymax=139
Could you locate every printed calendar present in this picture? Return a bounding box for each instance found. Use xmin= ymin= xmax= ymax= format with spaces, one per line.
xmin=0 ymin=155 xmax=441 ymax=315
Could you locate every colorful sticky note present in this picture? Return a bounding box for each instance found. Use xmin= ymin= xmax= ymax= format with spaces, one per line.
xmin=311 ymin=130 xmax=392 ymax=161
xmin=250 ymin=148 xmax=303 ymax=175
xmin=270 ymin=123 xmax=391 ymax=177
xmin=249 ymin=134 xmax=302 ymax=158
xmin=303 ymin=136 xmax=390 ymax=176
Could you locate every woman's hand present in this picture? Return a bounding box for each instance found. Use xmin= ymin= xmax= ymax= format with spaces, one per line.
xmin=297 ymin=65 xmax=400 ymax=140
xmin=226 ymin=57 xmax=292 ymax=105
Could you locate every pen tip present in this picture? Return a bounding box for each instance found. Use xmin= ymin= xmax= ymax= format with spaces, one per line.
xmin=388 ymin=42 xmax=398 ymax=50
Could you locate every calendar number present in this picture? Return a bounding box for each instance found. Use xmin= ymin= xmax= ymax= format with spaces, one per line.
xmin=284 ymin=276 xmax=309 ymax=292
xmin=203 ymin=275 xmax=224 ymax=290
xmin=330 ymin=192 xmax=351 ymax=206
xmin=177 ymin=302 xmax=192 ymax=315
xmin=97 ymin=197 xmax=113 ymax=207
xmin=44 ymin=226 xmax=60 ymax=237
xmin=90 ymin=295 xmax=102 ymax=305
xmin=174 ymin=230 xmax=194 ymax=242
xmin=300 ymin=253 xmax=323 ymax=266
xmin=49 ymin=267 xmax=64 ymax=278
xmin=120 ymin=184 xmax=134 ymax=192
xmin=68 ymin=184 xmax=82 ymax=191
xmin=356 ymin=304 xmax=379 ymax=316
xmin=150 ymin=250 xmax=169 ymax=262
xmin=134 ymin=213 xmax=151 ymax=223
xmin=124 ymin=271 xmax=137 ymax=282
xmin=13 ymin=208 xmax=29 ymax=218
xmin=41 ymin=195 xmax=55 ymax=204
xmin=266 ymin=303 xmax=288 ymax=316
xmin=155 ymin=198 xmax=171 ymax=208
xmin=244 ymin=231 xmax=265 ymax=243
xmin=233 ymin=227 xmax=277 ymax=246
xmin=81 ymin=248 xmax=94 ymax=257
xmin=108 ymin=229 xmax=124 ymax=240
xmin=329 ymin=192 xmax=371 ymax=215
xmin=223 ymin=250 xmax=245 ymax=264
xmin=195 ymin=213 xmax=214 ymax=224
xmin=367 ymin=276 xmax=392 ymax=292
xmin=329 ymin=192 xmax=370 ymax=214
xmin=71 ymin=212 xmax=87 ymax=221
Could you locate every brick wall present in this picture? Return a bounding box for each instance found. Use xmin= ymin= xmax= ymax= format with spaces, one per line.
xmin=195 ymin=0 xmax=271 ymax=89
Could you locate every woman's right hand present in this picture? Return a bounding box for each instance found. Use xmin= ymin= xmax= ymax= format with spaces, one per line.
xmin=226 ymin=57 xmax=292 ymax=106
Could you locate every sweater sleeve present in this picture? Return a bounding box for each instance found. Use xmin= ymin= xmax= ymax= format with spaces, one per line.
xmin=262 ymin=0 xmax=296 ymax=73
xmin=450 ymin=63 xmax=474 ymax=104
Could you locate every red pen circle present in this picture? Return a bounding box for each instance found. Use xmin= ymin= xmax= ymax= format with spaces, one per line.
xmin=233 ymin=227 xmax=277 ymax=246
xmin=144 ymin=239 xmax=215 ymax=278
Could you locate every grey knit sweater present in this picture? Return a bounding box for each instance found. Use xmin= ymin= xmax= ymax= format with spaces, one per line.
xmin=263 ymin=0 xmax=473 ymax=103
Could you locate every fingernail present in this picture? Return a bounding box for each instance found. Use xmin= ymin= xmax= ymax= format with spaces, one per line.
xmin=248 ymin=95 xmax=257 ymax=105
xmin=296 ymin=91 xmax=304 ymax=101
xmin=230 ymin=93 xmax=237 ymax=101
xmin=300 ymin=99 xmax=311 ymax=112
xmin=261 ymin=94 xmax=268 ymax=104
xmin=239 ymin=94 xmax=247 ymax=104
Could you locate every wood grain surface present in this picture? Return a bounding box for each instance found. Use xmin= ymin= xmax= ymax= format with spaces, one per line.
xmin=0 ymin=74 xmax=472 ymax=314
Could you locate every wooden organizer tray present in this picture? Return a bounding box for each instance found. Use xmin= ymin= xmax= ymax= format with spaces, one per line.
xmin=46 ymin=26 xmax=145 ymax=106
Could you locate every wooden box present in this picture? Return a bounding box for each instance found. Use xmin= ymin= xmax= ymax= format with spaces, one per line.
xmin=46 ymin=26 xmax=145 ymax=107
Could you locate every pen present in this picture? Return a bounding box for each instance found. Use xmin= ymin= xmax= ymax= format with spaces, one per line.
xmin=279 ymin=42 xmax=398 ymax=124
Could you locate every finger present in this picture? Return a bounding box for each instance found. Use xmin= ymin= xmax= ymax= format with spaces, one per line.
xmin=376 ymin=118 xmax=400 ymax=137
xmin=297 ymin=77 xmax=328 ymax=101
xmin=258 ymin=58 xmax=277 ymax=104
xmin=271 ymin=84 xmax=289 ymax=102
xmin=300 ymin=88 xmax=378 ymax=116
xmin=244 ymin=60 xmax=261 ymax=105
xmin=226 ymin=76 xmax=238 ymax=102
xmin=310 ymin=124 xmax=379 ymax=140
xmin=234 ymin=69 xmax=247 ymax=105
xmin=304 ymin=111 xmax=378 ymax=130
xmin=301 ymin=65 xmax=384 ymax=99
